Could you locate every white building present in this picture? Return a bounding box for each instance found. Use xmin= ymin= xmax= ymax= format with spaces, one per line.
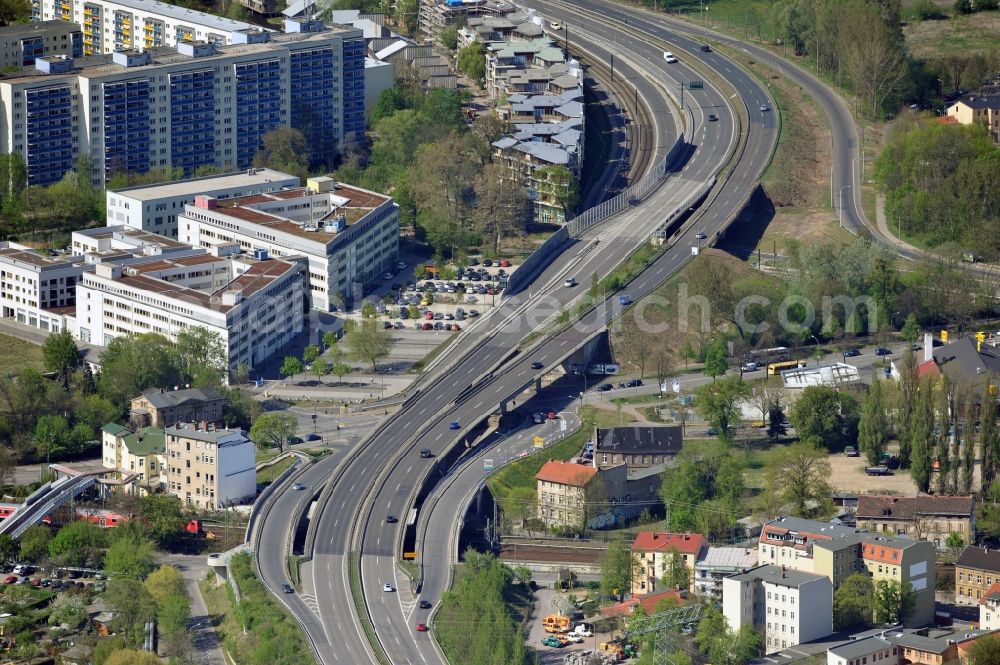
xmin=364 ymin=57 xmax=394 ymax=120
xmin=0 ymin=241 xmax=87 ymax=332
xmin=72 ymin=224 xmax=201 ymax=257
xmin=179 ymin=176 xmax=398 ymax=311
xmin=981 ymin=583 xmax=1000 ymax=631
xmin=106 ymin=168 xmax=301 ymax=239
xmin=164 ymin=421 xmax=255 ymax=510
xmin=100 ymin=422 xmax=166 ymax=495
xmin=34 ymin=0 xmax=259 ymax=56
xmin=722 ymin=564 xmax=833 ymax=655
xmin=74 ymin=249 xmax=305 ymax=373
xmin=694 ymin=546 xmax=759 ymax=600
xmin=827 ymin=636 xmax=899 ymax=665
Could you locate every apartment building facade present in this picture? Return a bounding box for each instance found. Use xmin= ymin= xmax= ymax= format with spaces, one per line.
xmin=0 ymin=21 xmax=365 ymax=187
xmin=947 ymin=94 xmax=1000 ymax=142
xmin=34 ymin=0 xmax=257 ymax=55
xmin=860 ymin=538 xmax=936 ymax=627
xmin=106 ymin=168 xmax=300 ymax=239
xmin=956 ymin=547 xmax=1000 ymax=606
xmin=418 ymin=0 xmax=516 ymax=38
xmin=0 ymin=20 xmax=82 ymax=68
xmin=630 ymin=532 xmax=707 ymax=595
xmin=164 ymin=421 xmax=255 ymax=510
xmin=178 ymin=177 xmax=399 ymax=311
xmin=979 ymin=583 xmax=1000 ymax=630
xmin=74 ymin=249 xmax=305 ymax=373
xmin=722 ymin=564 xmax=833 ymax=655
xmin=0 ymin=241 xmax=87 ymax=333
xmin=855 ymin=494 xmax=975 ymax=549
xmin=100 ymin=423 xmax=166 ymax=495
xmin=129 ymin=387 xmax=224 ymax=429
xmin=694 ymin=547 xmax=758 ymax=600
xmin=534 ymin=460 xmax=596 ymax=528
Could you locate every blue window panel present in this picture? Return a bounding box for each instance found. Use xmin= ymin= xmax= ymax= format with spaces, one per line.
xmin=289 ymin=47 xmax=335 ymax=167
xmin=169 ymin=69 xmax=215 ymax=175
xmin=103 ymin=78 xmax=150 ymax=178
xmin=24 ymin=85 xmax=74 ymax=186
xmin=234 ymin=59 xmax=282 ymax=168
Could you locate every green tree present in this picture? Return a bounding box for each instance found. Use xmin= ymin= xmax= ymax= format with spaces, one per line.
xmin=599 ymin=540 xmax=637 ymax=601
xmin=908 ymin=379 xmax=935 ymax=492
xmin=97 ymin=333 xmax=183 ymax=408
xmin=157 ymin=592 xmax=190 ymax=639
xmin=696 ymin=606 xmax=727 ymax=654
xmin=34 ymin=414 xmax=70 ymax=462
xmin=982 ymin=387 xmax=1000 ymax=489
xmin=440 ymin=25 xmax=459 ymax=49
xmin=47 ymin=593 xmax=88 ymax=629
xmin=0 ymin=534 xmax=16 ymax=565
xmin=105 ymin=579 xmax=157 ymax=648
xmin=248 ymin=412 xmax=298 ymax=454
xmin=873 ymin=579 xmax=916 ymax=626
xmin=322 ymin=330 xmax=339 ymax=349
xmin=17 ymin=525 xmax=49 ymax=563
xmin=253 ymin=126 xmax=309 ymax=178
xmin=834 ymin=572 xmax=874 ymax=630
xmin=138 ymin=494 xmax=186 ymax=548
xmin=144 ymin=565 xmax=186 ymax=604
xmin=104 ymin=649 xmax=161 ymax=665
xmin=303 ymin=344 xmax=321 ymax=367
xmin=790 ymin=385 xmax=859 ymax=450
xmin=659 ymin=547 xmax=689 ymax=590
xmin=344 ymin=318 xmax=392 ymax=372
xmin=703 ymin=339 xmax=728 ymax=380
xmin=694 ymin=376 xmax=751 ymax=444
xmin=709 ymin=625 xmax=763 ymax=665
xmin=456 ymin=41 xmax=486 ymax=84
xmin=767 ymin=404 xmax=788 ymax=439
xmin=175 ymin=327 xmax=227 ymax=388
xmin=900 ymin=313 xmax=920 ymax=343
xmin=763 ymin=442 xmax=834 ymax=519
xmin=965 ymin=633 xmax=1000 ymax=665
xmin=280 ymin=355 xmax=305 ymax=379
xmin=75 ymin=394 xmax=120 ymax=434
xmin=104 ymin=532 xmax=154 ymax=580
xmin=534 ymin=165 xmax=579 ymax=222
xmin=42 ymin=329 xmax=79 ymax=388
xmin=858 ymin=377 xmax=891 ymax=465
xmin=48 ymin=520 xmax=106 ymax=567
xmin=946 ymin=532 xmax=965 ymax=549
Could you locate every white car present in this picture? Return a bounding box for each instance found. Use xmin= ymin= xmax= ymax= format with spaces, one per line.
xmin=663 ymin=51 xmax=677 ymax=63
xmin=564 ymin=276 xmax=576 ymax=287
xmin=383 ymin=583 xmax=394 ymax=592
xmin=573 ymin=626 xmax=593 ymax=637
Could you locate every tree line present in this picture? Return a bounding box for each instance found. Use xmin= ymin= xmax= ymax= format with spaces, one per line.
xmin=875 ymin=120 xmax=1000 ymax=258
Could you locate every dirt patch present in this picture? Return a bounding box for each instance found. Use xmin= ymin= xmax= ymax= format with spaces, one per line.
xmin=827 ymin=454 xmax=917 ymax=495
xmin=756 ymin=210 xmax=853 ymax=252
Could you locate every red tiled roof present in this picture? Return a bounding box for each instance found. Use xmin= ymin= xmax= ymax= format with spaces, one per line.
xmin=916 ymin=360 xmax=941 ymax=378
xmin=601 ymin=589 xmax=687 ymax=617
xmin=631 ymin=532 xmax=707 ymax=555
xmin=980 ymin=582 xmax=1000 ymax=605
xmin=863 ymin=543 xmax=903 ymax=565
xmin=535 ymin=461 xmax=596 ymax=487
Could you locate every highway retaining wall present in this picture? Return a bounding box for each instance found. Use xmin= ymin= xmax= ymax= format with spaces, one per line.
xmin=244 ymin=454 xmax=304 ymax=546
xmin=502 ymin=226 xmax=569 ymax=297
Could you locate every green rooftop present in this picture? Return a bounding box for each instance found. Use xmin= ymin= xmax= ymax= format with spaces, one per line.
xmin=101 ymin=423 xmax=127 ymax=435
xmin=122 ymin=427 xmax=165 ymax=456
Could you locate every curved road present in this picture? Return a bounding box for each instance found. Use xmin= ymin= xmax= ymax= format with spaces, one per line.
xmin=256 ymin=4 xmax=778 ymax=665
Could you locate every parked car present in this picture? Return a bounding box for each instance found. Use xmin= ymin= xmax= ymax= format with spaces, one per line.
xmin=598 ymin=383 xmax=614 ymax=392
xmin=306 ymin=433 xmax=322 ymax=441
xmin=844 ymin=348 xmax=861 ymax=357
xmin=874 ymin=347 xmax=892 ymax=356
xmin=844 ymin=446 xmax=859 ymax=457
xmin=422 ymin=323 xmax=433 ymax=330
xmin=624 ymin=379 xmax=644 ymax=388
xmin=498 ymin=259 xmax=511 ymax=267
xmin=3 ymin=575 xmax=17 ymax=584
xmin=742 ymin=362 xmax=759 ymax=372
xmin=866 ymin=466 xmax=891 ymax=476
xmin=541 ymin=636 xmax=565 ymax=648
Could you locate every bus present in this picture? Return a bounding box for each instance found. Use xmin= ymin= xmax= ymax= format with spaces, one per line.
xmin=767 ymin=359 xmax=806 ymax=376
xmin=750 ymin=346 xmax=790 ymax=364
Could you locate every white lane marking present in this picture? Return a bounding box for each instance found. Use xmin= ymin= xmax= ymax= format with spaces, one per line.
xmin=395 ymin=482 xmax=401 ymax=492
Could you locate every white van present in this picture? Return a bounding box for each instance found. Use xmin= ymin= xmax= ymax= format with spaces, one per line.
xmin=663 ymin=51 xmax=678 ymax=63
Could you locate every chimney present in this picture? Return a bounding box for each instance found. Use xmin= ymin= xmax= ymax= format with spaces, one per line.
xmin=199 ymin=420 xmax=207 ymax=432
xmin=924 ymin=333 xmax=933 ymax=363
xmin=194 ymin=422 xmax=201 ymax=431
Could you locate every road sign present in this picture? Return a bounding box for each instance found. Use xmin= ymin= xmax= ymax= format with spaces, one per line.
xmin=672 ymin=379 xmax=681 ymax=393
xmin=533 ymin=436 xmax=545 ymax=448
xmin=560 ymin=418 xmax=567 ymax=432
xmin=403 ymin=552 xmax=418 ymax=560
xmin=688 ymin=80 xmax=704 ymax=89
xmin=484 ymin=459 xmax=494 ymax=471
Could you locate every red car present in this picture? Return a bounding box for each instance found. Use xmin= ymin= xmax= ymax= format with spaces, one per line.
xmin=547 ymin=411 xmax=558 ymax=420
xmin=422 ymin=322 xmax=433 ymax=330
xmin=499 ymin=259 xmax=511 ymax=267
xmin=423 ymin=311 xmax=434 ymax=320
xmin=416 ymin=623 xmax=428 ymax=632
xmin=2 ymin=575 xmax=17 ymax=584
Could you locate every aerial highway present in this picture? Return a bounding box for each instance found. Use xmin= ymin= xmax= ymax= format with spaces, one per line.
xmin=254 ymin=5 xmax=777 ymax=665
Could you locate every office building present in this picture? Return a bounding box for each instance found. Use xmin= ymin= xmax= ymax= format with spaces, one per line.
xmin=630 ymin=532 xmax=707 ymax=595
xmin=164 ymin=421 xmax=255 ymax=510
xmin=34 ymin=0 xmax=258 ymax=55
xmin=0 ymin=241 xmax=87 ymax=333
xmin=106 ymin=168 xmax=300 ymax=238
xmin=722 ymin=564 xmax=833 ymax=654
xmin=71 ymin=224 xmax=199 ymax=257
xmin=0 ymin=21 xmax=365 ymax=187
xmin=178 ymin=176 xmax=398 ymax=311
xmin=0 ymin=20 xmax=82 ymax=68
xmin=74 ymin=248 xmax=306 ymax=373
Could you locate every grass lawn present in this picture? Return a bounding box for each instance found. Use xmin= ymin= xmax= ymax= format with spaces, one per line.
xmin=580 ymin=405 xmax=636 ymax=428
xmin=257 ymin=456 xmax=295 ymax=485
xmin=0 ymin=333 xmax=44 ymax=374
xmin=200 ymin=578 xmax=242 ymax=654
xmin=255 ymin=448 xmax=281 ymax=463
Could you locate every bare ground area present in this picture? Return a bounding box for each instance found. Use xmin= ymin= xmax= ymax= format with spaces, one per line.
xmin=904 ymin=11 xmax=1000 ymax=60
xmin=827 ymin=454 xmax=918 ymax=495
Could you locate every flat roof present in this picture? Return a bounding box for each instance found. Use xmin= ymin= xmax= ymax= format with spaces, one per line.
xmin=728 ymin=564 xmax=827 ymax=588
xmin=829 ymin=636 xmax=895 ymax=660
xmin=165 ymin=422 xmax=246 ymax=443
xmin=0 ymin=246 xmax=84 ymax=269
xmin=101 ymin=0 xmax=257 ymax=33
xmin=110 ymin=169 xmax=299 ymax=202
xmin=0 ymin=20 xmax=79 ymax=39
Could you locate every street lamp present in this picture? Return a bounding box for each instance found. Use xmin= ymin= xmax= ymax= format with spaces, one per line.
xmin=838 ymin=185 xmax=852 ymax=229
xmin=810 ymin=335 xmax=822 ymax=365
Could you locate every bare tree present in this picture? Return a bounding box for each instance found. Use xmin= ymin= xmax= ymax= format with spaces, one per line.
xmin=749 ymin=379 xmax=786 ymax=424
xmin=840 ymin=6 xmax=907 ymax=117
xmin=474 ymin=163 xmax=527 ymax=256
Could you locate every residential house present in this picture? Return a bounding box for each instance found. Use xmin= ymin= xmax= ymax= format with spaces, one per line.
xmin=164 ymin=421 xmax=255 ymax=510
xmin=932 ymin=335 xmax=1000 ymax=394
xmin=630 ymin=532 xmax=707 ymax=596
xmin=757 ymin=516 xmax=863 ymax=578
xmin=593 ymin=425 xmax=683 ymax=471
xmin=827 ymin=636 xmax=900 ymax=665
xmin=722 ymin=564 xmax=833 ymax=655
xmin=889 ymin=628 xmax=984 ymax=665
xmin=946 ymin=94 xmax=1000 ymax=142
xmin=860 ymin=537 xmax=937 ymax=627
xmin=957 ymin=631 xmax=1000 ymax=664
xmin=694 ymin=546 xmax=758 ymax=600
xmin=956 ymin=546 xmax=1000 ymax=605
xmin=979 ymin=583 xmax=1000 ymax=631
xmin=855 ymin=494 xmax=975 ymax=549
xmin=535 ymin=460 xmax=596 ymax=528
xmin=100 ymin=423 xmax=165 ymax=495
xmin=418 ymin=0 xmax=516 ymax=39
xmin=130 ymin=387 xmax=225 ymax=429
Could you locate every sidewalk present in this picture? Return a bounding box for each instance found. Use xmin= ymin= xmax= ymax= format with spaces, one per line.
xmin=157 ymin=552 xmax=226 ymax=665
xmin=263 ymin=372 xmax=415 ymax=402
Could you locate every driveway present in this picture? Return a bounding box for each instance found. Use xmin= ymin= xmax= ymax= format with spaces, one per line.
xmin=157 ymin=552 xmax=226 ymax=665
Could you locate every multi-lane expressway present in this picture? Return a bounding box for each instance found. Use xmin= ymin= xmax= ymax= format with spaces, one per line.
xmin=255 ymin=4 xmax=781 ymax=665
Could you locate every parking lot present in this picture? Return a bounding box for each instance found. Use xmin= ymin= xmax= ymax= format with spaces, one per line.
xmin=2 ymin=564 xmax=106 ymax=592
xmin=527 ymin=585 xmax=618 ymax=664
